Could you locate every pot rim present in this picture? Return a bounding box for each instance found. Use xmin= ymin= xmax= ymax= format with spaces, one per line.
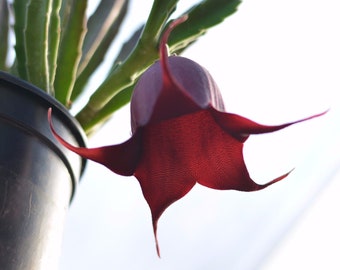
xmin=0 ymin=70 xmax=87 ymax=201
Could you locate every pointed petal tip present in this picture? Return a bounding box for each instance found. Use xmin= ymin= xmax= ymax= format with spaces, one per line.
xmin=153 ymin=221 xmax=161 ymax=258
xmin=156 ymin=243 xmax=161 ymax=258
xmin=256 ymin=168 xmax=294 ymax=191
xmin=289 ymin=109 xmax=328 ymax=126
xmin=212 ymin=109 xmax=328 ymax=140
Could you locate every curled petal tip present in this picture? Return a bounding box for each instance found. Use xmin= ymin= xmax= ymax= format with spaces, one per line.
xmin=48 ymin=108 xmax=140 ymax=176
xmin=47 ymin=107 xmax=52 ymax=121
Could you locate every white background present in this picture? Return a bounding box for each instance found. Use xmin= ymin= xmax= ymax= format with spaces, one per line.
xmin=60 ymin=0 xmax=340 ymax=269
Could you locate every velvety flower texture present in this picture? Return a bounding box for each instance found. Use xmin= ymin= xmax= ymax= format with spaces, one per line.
xmin=48 ymin=16 xmax=325 ymax=256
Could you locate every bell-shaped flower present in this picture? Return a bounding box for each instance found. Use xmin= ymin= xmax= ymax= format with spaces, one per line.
xmin=48 ymin=16 xmax=325 ymax=256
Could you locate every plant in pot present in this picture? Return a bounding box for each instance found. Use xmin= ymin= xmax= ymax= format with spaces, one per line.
xmin=0 ymin=0 xmax=326 ymax=268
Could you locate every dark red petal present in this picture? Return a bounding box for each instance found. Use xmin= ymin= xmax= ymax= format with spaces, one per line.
xmin=134 ymin=110 xmax=290 ymax=256
xmin=211 ymin=108 xmax=328 ymax=142
xmin=48 ymin=108 xmax=141 ymax=176
xmin=192 ymin=112 xmax=292 ymax=190
xmin=134 ymin=117 xmax=197 ymax=257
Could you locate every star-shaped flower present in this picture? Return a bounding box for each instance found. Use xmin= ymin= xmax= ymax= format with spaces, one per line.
xmin=48 ymin=16 xmax=325 ymax=256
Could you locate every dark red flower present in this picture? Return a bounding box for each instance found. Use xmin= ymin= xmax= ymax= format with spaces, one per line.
xmin=48 ymin=16 xmax=325 ymax=256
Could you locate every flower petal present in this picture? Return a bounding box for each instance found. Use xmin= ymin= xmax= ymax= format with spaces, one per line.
xmin=134 ymin=116 xmax=198 ymax=256
xmin=211 ymin=108 xmax=328 ymax=142
xmin=48 ymin=108 xmax=141 ymax=176
xmin=193 ymin=114 xmax=291 ymax=190
xmin=134 ymin=109 xmax=290 ymax=255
